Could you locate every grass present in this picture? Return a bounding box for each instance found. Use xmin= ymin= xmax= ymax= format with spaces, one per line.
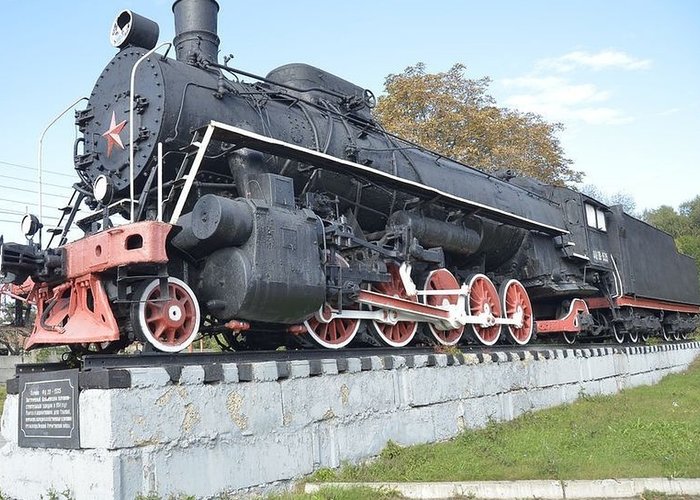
xmin=0 ymin=385 xmax=5 ymax=415
xmin=313 ymin=359 xmax=700 ymax=483
xmin=268 ymin=486 xmax=403 ymax=500
xmin=130 ymin=487 xmax=401 ymax=500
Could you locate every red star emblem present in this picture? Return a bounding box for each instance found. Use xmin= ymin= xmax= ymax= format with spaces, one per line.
xmin=102 ymin=111 xmax=127 ymax=157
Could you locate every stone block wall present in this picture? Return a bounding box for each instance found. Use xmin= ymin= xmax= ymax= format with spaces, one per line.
xmin=0 ymin=342 xmax=698 ymax=499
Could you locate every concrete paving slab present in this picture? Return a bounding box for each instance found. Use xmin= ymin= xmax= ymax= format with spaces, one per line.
xmin=306 ymin=478 xmax=700 ymax=499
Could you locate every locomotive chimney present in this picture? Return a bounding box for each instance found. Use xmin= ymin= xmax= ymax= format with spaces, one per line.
xmin=172 ymin=0 xmax=220 ymax=64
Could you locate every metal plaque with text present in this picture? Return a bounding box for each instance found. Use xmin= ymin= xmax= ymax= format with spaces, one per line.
xmin=18 ymin=369 xmax=80 ymax=449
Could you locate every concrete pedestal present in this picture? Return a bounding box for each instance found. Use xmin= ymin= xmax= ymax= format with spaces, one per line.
xmin=1 ymin=342 xmax=698 ymax=499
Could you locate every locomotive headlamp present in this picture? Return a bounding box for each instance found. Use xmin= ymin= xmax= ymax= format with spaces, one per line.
xmin=110 ymin=10 xmax=160 ymax=50
xmin=93 ymin=175 xmax=114 ymax=204
xmin=20 ymin=214 xmax=41 ymax=237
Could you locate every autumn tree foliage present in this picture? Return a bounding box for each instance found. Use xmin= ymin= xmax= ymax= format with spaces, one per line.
xmin=374 ymin=63 xmax=581 ymax=186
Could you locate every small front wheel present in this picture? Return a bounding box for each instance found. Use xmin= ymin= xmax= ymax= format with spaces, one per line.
xmin=131 ymin=277 xmax=201 ymax=352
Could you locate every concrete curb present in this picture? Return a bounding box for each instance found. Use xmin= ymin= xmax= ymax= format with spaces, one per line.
xmin=305 ymin=478 xmax=700 ymax=499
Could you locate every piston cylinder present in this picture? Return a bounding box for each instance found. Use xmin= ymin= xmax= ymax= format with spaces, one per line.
xmin=388 ymin=211 xmax=482 ymax=255
xmin=191 ymin=195 xmax=254 ymax=248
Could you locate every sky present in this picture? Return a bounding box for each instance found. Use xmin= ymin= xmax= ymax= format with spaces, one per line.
xmin=0 ymin=0 xmax=698 ymax=243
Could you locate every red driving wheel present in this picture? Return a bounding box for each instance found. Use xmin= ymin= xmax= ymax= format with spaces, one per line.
xmin=467 ymin=274 xmax=502 ymax=346
xmin=370 ymin=263 xmax=418 ymax=347
xmin=423 ymin=268 xmax=464 ymax=345
xmin=500 ymin=279 xmax=534 ymax=345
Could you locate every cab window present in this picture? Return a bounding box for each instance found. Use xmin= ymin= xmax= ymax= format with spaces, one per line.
xmin=584 ymin=203 xmax=607 ymax=232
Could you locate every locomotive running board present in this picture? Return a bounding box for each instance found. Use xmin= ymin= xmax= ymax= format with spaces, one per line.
xmin=170 ymin=121 xmax=568 ymax=235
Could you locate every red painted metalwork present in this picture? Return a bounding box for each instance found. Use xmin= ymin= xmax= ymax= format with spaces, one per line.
xmin=102 ymin=110 xmax=127 ymax=157
xmin=23 ymin=221 xmax=173 ymax=350
xmin=287 ymin=324 xmax=307 ymax=335
xmin=0 ymin=278 xmax=35 ymax=303
xmin=467 ymin=274 xmax=502 ymax=346
xmin=368 ymin=263 xmax=418 ymax=347
xmin=501 ymin=279 xmax=534 ymax=344
xmin=586 ymin=295 xmax=699 ymax=314
xmin=304 ymin=309 xmax=361 ymax=348
xmin=65 ymin=221 xmax=171 ymax=278
xmin=303 ymin=254 xmax=362 ymax=349
xmin=423 ymin=268 xmax=464 ymax=345
xmin=357 ymin=289 xmax=452 ymax=319
xmin=536 ymin=298 xmax=590 ymax=335
xmin=225 ymin=320 xmax=251 ymax=331
xmin=24 ymin=274 xmax=120 ymax=350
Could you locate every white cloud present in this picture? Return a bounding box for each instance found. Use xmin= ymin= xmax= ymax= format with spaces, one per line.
xmin=503 ymin=77 xmax=609 ymax=105
xmin=500 ymin=49 xmax=650 ymax=126
xmin=503 ymin=77 xmax=630 ymax=125
xmin=537 ymin=50 xmax=652 ymax=72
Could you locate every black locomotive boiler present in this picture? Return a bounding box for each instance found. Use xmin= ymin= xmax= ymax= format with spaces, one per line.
xmin=0 ymin=0 xmax=697 ymax=353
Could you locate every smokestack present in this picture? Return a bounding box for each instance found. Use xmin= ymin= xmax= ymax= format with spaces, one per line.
xmin=172 ymin=0 xmax=220 ymax=64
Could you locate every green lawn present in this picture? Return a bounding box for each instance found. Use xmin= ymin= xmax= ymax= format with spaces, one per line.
xmin=314 ymin=359 xmax=700 ymax=483
xmin=0 ymin=386 xmax=6 ymax=416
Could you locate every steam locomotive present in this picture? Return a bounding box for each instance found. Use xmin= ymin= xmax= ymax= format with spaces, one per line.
xmin=0 ymin=0 xmax=698 ymax=354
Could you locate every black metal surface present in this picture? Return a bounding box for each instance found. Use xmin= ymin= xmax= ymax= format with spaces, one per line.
xmin=196 ymin=199 xmax=325 ymax=323
xmin=111 ymin=10 xmax=160 ymax=50
xmin=172 ymin=0 xmax=220 ymax=63
xmin=78 ymin=369 xmax=131 ymax=390
xmin=608 ymin=206 xmax=700 ymax=305
xmin=15 ymin=362 xmax=73 ymax=375
xmin=78 ymin=342 xmax=625 ymax=371
xmin=190 ymin=195 xmax=254 ymax=247
xmin=80 ymin=347 xmax=432 ymax=370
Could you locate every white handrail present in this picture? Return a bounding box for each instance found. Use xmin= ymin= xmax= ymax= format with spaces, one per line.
xmin=168 ymin=125 xmax=215 ymax=224
xmin=129 ymin=42 xmax=171 ymax=223
xmin=37 ymin=96 xmax=88 ymax=244
xmin=157 ymin=142 xmax=163 ymax=221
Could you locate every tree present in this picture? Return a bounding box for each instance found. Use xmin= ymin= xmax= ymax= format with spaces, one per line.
xmin=0 ymin=282 xmax=35 ymax=355
xmin=374 ymin=63 xmax=582 ymax=186
xmin=643 ymin=196 xmax=700 ymax=280
xmin=580 ymin=184 xmax=637 ymax=215
xmin=0 ymin=299 xmax=30 ymax=355
xmin=643 ymin=205 xmax=688 ymax=239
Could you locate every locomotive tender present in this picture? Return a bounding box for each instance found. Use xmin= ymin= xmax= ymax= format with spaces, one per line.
xmin=0 ymin=0 xmax=698 ymax=353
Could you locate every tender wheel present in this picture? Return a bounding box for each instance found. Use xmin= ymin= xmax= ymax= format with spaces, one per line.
xmin=422 ymin=268 xmax=464 ymax=346
xmin=561 ymin=331 xmax=577 ymax=345
xmin=613 ymin=324 xmax=625 ymax=344
xmin=627 ymin=330 xmax=639 ymax=343
xmin=662 ymin=326 xmax=672 ymax=342
xmin=304 ymin=254 xmax=361 ymax=349
xmin=499 ymin=279 xmax=534 ymax=345
xmin=369 ymin=263 xmax=418 ymax=347
xmin=132 ymin=277 xmax=201 ymax=353
xmin=640 ymin=331 xmax=650 ymax=343
xmin=672 ymin=330 xmax=681 ymax=341
xmin=681 ymin=331 xmax=689 ymax=340
xmin=466 ymin=274 xmax=502 ymax=346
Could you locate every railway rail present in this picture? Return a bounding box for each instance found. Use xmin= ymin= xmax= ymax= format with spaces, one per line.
xmin=9 ymin=340 xmax=691 ymax=375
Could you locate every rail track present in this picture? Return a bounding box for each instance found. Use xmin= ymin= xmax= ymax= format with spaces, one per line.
xmin=10 ymin=340 xmax=691 ymax=375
